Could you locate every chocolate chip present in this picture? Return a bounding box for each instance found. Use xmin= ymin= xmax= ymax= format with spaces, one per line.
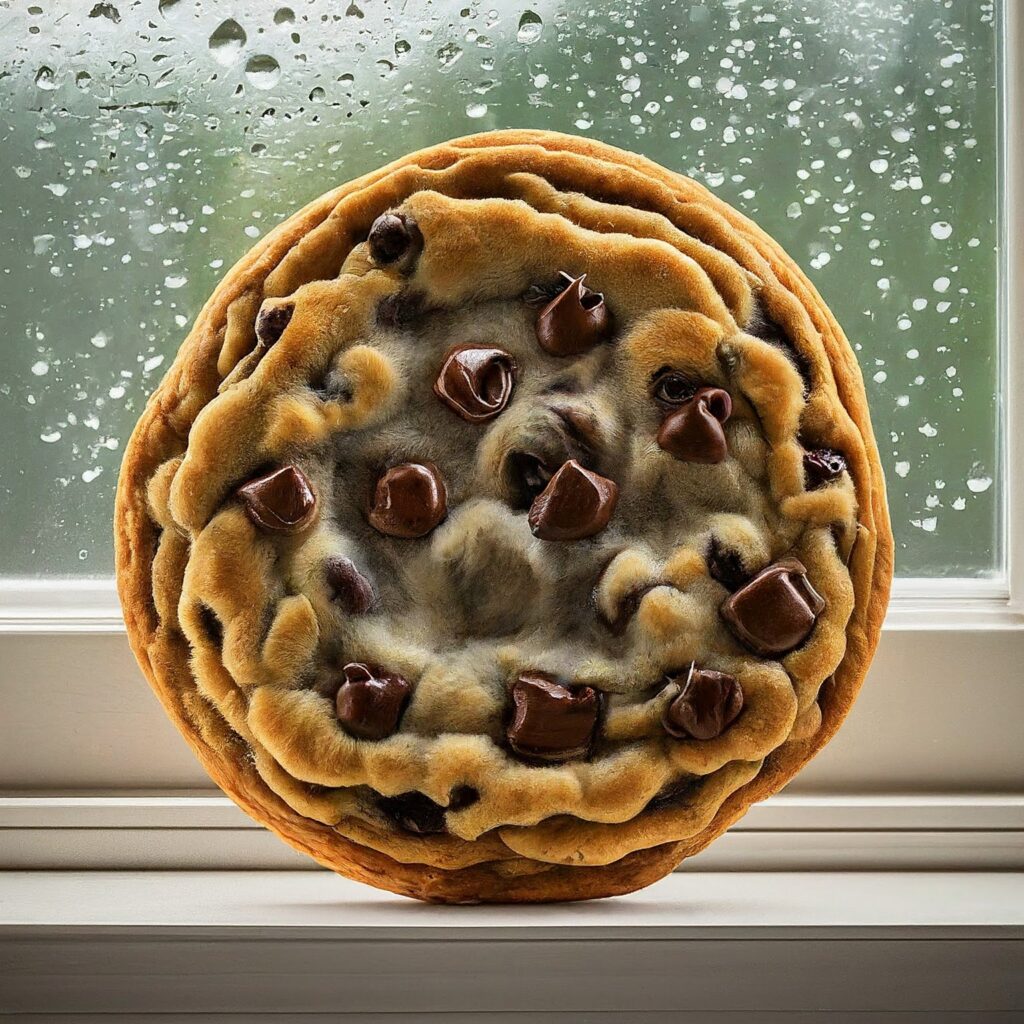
xmin=335 ymin=662 xmax=411 ymax=740
xmin=662 ymin=664 xmax=744 ymax=740
xmin=720 ymin=557 xmax=826 ymax=656
xmin=644 ymin=775 xmax=702 ymax=813
xmin=535 ymin=273 xmax=613 ymax=356
xmin=507 ymin=672 xmax=601 ymax=763
xmin=657 ymin=387 xmax=732 ymax=464
xmin=367 ymin=211 xmax=422 ymax=266
xmin=433 ymin=344 xmax=517 ymax=423
xmin=803 ymin=448 xmax=848 ymax=489
xmin=255 ymin=302 xmax=294 ymax=346
xmin=367 ymin=462 xmax=447 ymax=539
xmin=527 ymin=459 xmax=619 ymax=541
xmin=237 ymin=465 xmax=317 ymax=534
xmin=324 ymin=556 xmax=375 ymax=615
xmin=707 ymin=538 xmax=748 ymax=591
xmin=377 ymin=786 xmax=478 ymax=835
xmin=377 ymin=791 xmax=447 ymax=834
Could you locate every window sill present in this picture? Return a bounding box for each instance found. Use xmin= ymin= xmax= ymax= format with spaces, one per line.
xmin=3 ymin=870 xmax=1021 ymax=1018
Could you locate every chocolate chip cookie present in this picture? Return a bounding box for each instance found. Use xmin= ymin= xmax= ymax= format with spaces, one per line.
xmin=115 ymin=130 xmax=893 ymax=903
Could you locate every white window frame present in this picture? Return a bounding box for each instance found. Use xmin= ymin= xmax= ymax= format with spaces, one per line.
xmin=1 ymin=1 xmax=1022 ymax=873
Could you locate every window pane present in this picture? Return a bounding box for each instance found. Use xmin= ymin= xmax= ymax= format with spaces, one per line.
xmin=0 ymin=0 xmax=1000 ymax=577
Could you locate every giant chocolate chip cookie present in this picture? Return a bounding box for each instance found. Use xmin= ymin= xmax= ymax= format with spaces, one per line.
xmin=115 ymin=130 xmax=893 ymax=903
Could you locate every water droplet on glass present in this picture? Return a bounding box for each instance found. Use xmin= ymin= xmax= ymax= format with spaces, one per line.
xmin=245 ymin=54 xmax=281 ymax=89
xmin=88 ymin=2 xmax=121 ymax=23
xmin=309 ymin=86 xmax=325 ymax=102
xmin=274 ymin=7 xmax=295 ymax=25
xmin=35 ymin=66 xmax=56 ymax=90
xmin=209 ymin=19 xmax=247 ymax=67
xmin=437 ymin=42 xmax=463 ymax=70
xmin=158 ymin=0 xmax=181 ymax=14
xmin=466 ymin=102 xmax=488 ymax=118
xmin=967 ymin=475 xmax=992 ymax=493
xmin=78 ymin=550 xmax=89 ymax=561
xmin=930 ymin=221 xmax=953 ymax=240
xmin=395 ymin=39 xmax=411 ymax=56
xmin=517 ymin=10 xmax=543 ymax=44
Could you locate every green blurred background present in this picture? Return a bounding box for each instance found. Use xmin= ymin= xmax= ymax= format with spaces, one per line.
xmin=0 ymin=0 xmax=1001 ymax=577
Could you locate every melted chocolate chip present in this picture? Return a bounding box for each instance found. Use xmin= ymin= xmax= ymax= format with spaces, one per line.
xmin=377 ymin=791 xmax=447 ymax=834
xmin=433 ymin=345 xmax=517 ymax=423
xmin=535 ymin=273 xmax=613 ymax=357
xmin=324 ymin=556 xmax=375 ymax=615
xmin=255 ymin=302 xmax=294 ymax=346
xmin=803 ymin=448 xmax=848 ymax=489
xmin=707 ymin=538 xmax=748 ymax=591
xmin=527 ymin=459 xmax=619 ymax=542
xmin=378 ymin=786 xmax=479 ymax=835
xmin=720 ymin=557 xmax=826 ymax=657
xmin=662 ymin=664 xmax=744 ymax=740
xmin=367 ymin=462 xmax=447 ymax=539
xmin=237 ymin=465 xmax=317 ymax=534
xmin=367 ymin=212 xmax=422 ymax=266
xmin=507 ymin=672 xmax=601 ymax=763
xmin=335 ymin=662 xmax=411 ymax=741
xmin=644 ymin=775 xmax=702 ymax=813
xmin=657 ymin=387 xmax=732 ymax=464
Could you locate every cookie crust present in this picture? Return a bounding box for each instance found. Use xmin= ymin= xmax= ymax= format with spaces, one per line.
xmin=115 ymin=129 xmax=892 ymax=903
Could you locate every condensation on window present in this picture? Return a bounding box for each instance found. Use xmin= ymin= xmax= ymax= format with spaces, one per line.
xmin=0 ymin=0 xmax=1000 ymax=577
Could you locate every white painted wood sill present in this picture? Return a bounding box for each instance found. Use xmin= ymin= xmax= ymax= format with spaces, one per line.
xmin=2 ymin=870 xmax=1022 ymax=1020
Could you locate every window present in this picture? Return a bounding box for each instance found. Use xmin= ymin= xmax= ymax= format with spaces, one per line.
xmin=1 ymin=1 xmax=1020 ymax=869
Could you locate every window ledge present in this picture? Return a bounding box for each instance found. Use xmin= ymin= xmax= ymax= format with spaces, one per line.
xmin=3 ymin=870 xmax=1022 ymax=1018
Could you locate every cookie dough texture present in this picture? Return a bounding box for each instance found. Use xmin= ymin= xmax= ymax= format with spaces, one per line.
xmin=115 ymin=130 xmax=892 ymax=903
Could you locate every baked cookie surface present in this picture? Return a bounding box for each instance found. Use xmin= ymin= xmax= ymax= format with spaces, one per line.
xmin=115 ymin=129 xmax=892 ymax=903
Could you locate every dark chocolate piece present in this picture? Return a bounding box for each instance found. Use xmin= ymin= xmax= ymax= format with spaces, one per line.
xmin=335 ymin=662 xmax=411 ymax=741
xmin=377 ymin=791 xmax=447 ymax=834
xmin=657 ymin=386 xmax=732 ymax=464
xmin=527 ymin=459 xmax=619 ymax=541
xmin=367 ymin=462 xmax=447 ymax=539
xmin=535 ymin=273 xmax=612 ymax=356
xmin=377 ymin=786 xmax=479 ymax=835
xmin=662 ymin=663 xmax=744 ymax=740
xmin=507 ymin=672 xmax=601 ymax=763
xmin=433 ymin=344 xmax=517 ymax=423
xmin=720 ymin=557 xmax=826 ymax=656
xmin=707 ymin=538 xmax=748 ymax=591
xmin=644 ymin=775 xmax=702 ymax=813
xmin=324 ymin=556 xmax=375 ymax=615
xmin=255 ymin=302 xmax=294 ymax=346
xmin=367 ymin=211 xmax=421 ymax=266
xmin=237 ymin=465 xmax=317 ymax=534
xmin=803 ymin=448 xmax=848 ymax=489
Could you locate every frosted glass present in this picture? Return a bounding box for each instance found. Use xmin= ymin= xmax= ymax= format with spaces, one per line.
xmin=0 ymin=0 xmax=1000 ymax=577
